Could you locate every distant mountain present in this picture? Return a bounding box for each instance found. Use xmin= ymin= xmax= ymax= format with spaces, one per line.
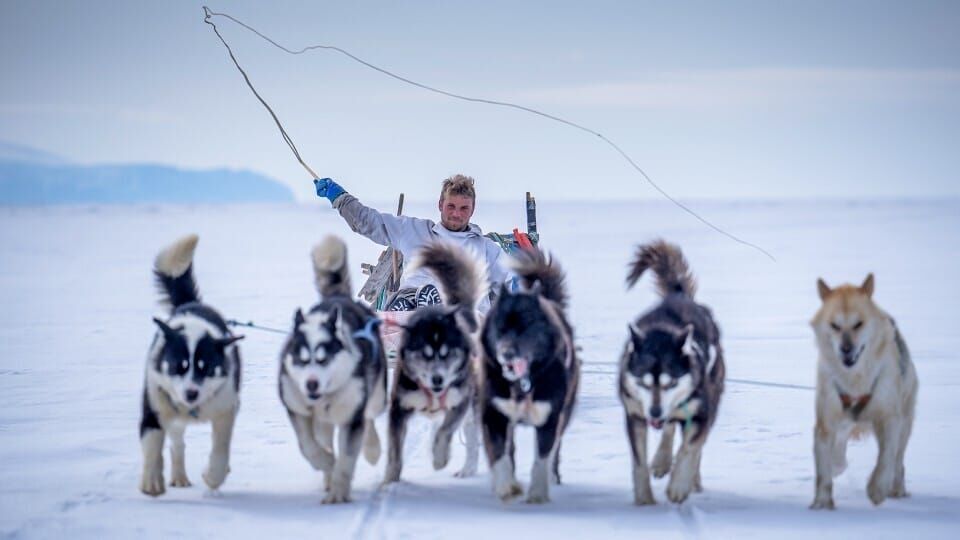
xmin=0 ymin=143 xmax=294 ymax=205
xmin=0 ymin=140 xmax=68 ymax=165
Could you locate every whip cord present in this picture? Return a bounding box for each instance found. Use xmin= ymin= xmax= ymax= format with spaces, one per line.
xmin=202 ymin=6 xmax=775 ymax=261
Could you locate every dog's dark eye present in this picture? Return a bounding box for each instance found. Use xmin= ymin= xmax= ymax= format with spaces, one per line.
xmin=852 ymin=321 xmax=863 ymax=330
xmin=830 ymin=323 xmax=841 ymax=332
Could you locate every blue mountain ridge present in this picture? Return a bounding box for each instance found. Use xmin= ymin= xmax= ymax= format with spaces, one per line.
xmin=0 ymin=159 xmax=295 ymax=205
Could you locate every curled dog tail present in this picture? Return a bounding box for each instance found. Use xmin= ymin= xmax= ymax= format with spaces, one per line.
xmin=412 ymin=242 xmax=488 ymax=331
xmin=511 ymin=248 xmax=568 ymax=309
xmin=154 ymin=234 xmax=200 ymax=310
xmin=311 ymin=235 xmax=352 ymax=298
xmin=627 ymin=240 xmax=697 ymax=298
xmin=362 ymin=420 xmax=381 ymax=465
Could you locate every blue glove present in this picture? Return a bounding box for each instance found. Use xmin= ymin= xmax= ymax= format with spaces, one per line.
xmin=314 ymin=177 xmax=346 ymax=203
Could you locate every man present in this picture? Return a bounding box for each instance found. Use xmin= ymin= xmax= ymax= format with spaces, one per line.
xmin=314 ymin=174 xmax=509 ymax=313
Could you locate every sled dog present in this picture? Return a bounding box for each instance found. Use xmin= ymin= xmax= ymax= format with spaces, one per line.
xmin=618 ymin=240 xmax=725 ymax=505
xmin=384 ymin=242 xmax=486 ymax=483
xmin=478 ymin=248 xmax=579 ymax=503
xmin=810 ymin=274 xmax=918 ymax=509
xmin=279 ymin=236 xmax=387 ymax=503
xmin=140 ymin=234 xmax=243 ymax=496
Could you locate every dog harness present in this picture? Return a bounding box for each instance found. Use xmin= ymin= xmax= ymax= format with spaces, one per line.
xmin=833 ymin=374 xmax=881 ymax=421
xmin=352 ymin=317 xmax=382 ymax=360
xmin=158 ymin=386 xmax=202 ymax=419
xmin=415 ymin=381 xmax=450 ymax=413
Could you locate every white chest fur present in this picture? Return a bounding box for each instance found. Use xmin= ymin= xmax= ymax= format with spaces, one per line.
xmin=492 ymin=396 xmax=553 ymax=427
xmin=282 ymin=374 xmax=365 ymax=425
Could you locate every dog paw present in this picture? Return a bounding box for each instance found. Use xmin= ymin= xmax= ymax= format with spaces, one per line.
xmin=651 ymin=454 xmax=672 ymax=479
xmin=809 ymin=497 xmax=835 ymax=510
xmin=867 ymin=471 xmax=892 ymax=506
xmin=666 ymin=479 xmax=693 ymax=504
xmin=170 ymin=472 xmax=192 ymax=488
xmin=433 ymin=449 xmax=451 ymax=471
xmin=140 ymin=469 xmax=166 ymax=497
xmin=889 ymin=486 xmax=910 ymax=499
xmin=496 ymin=481 xmax=523 ymax=502
xmin=432 ymin=440 xmax=451 ymax=471
xmin=454 ymin=464 xmax=477 ymax=478
xmin=306 ymin=449 xmax=334 ymax=472
xmin=322 ymin=488 xmax=351 ymax=504
xmin=383 ymin=467 xmax=401 ymax=485
xmin=202 ymin=462 xmax=229 ymax=491
xmin=526 ymin=492 xmax=550 ymax=504
xmin=550 ymin=470 xmax=561 ymax=485
xmin=634 ymin=491 xmax=656 ymax=506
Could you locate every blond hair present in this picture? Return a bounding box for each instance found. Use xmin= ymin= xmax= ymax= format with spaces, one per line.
xmin=440 ymin=174 xmax=476 ymax=201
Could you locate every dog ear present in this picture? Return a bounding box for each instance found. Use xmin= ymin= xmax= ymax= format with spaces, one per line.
xmin=499 ymin=281 xmax=512 ymax=298
xmin=331 ymin=305 xmax=353 ymax=346
xmin=628 ymin=322 xmax=645 ymax=343
xmin=529 ymin=279 xmax=543 ymax=296
xmin=293 ymin=308 xmax=305 ymax=328
xmin=860 ymin=273 xmax=875 ymax=297
xmin=680 ymin=324 xmax=697 ymax=357
xmin=153 ymin=317 xmax=178 ymax=340
xmin=215 ymin=335 xmax=245 ymax=348
xmin=816 ymin=278 xmax=832 ymax=300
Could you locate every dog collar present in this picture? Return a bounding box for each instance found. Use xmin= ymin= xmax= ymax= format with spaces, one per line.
xmin=158 ymin=386 xmax=200 ymax=419
xmin=837 ymin=391 xmax=872 ymax=418
xmin=415 ymin=380 xmax=449 ymax=413
xmin=833 ymin=374 xmax=881 ymax=419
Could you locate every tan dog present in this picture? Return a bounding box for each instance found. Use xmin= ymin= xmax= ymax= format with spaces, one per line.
xmin=810 ymin=274 xmax=918 ymax=509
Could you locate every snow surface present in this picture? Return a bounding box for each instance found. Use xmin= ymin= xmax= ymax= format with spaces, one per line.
xmin=1 ymin=199 xmax=958 ymax=539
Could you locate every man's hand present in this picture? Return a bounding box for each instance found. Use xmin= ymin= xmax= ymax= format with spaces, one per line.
xmin=314 ymin=178 xmax=346 ymax=203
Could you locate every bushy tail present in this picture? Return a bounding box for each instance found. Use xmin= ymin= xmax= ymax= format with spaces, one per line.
xmin=362 ymin=420 xmax=381 ymax=465
xmin=627 ymin=240 xmax=697 ymax=298
xmin=412 ymin=242 xmax=488 ymax=330
xmin=511 ymin=248 xmax=568 ymax=308
xmin=154 ymin=234 xmax=200 ymax=310
xmin=311 ymin=236 xmax=352 ymax=298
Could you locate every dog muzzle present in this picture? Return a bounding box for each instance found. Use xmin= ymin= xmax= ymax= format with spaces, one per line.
xmin=499 ymin=356 xmax=532 ymax=393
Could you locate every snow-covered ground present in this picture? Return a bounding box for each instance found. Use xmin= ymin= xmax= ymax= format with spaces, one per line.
xmin=1 ymin=198 xmax=958 ymax=539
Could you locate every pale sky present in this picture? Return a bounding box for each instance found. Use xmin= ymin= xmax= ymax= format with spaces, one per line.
xmin=1 ymin=0 xmax=958 ymax=202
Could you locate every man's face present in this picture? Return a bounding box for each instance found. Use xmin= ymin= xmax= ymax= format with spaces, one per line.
xmin=438 ymin=194 xmax=475 ymax=232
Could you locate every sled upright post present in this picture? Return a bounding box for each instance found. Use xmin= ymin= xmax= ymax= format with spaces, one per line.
xmin=526 ymin=192 xmax=537 ymax=236
xmin=391 ymin=193 xmax=405 ymax=292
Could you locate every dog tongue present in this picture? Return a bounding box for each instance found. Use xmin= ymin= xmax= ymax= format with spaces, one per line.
xmin=512 ymin=358 xmax=529 ymax=379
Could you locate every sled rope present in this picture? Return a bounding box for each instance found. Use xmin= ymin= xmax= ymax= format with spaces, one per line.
xmin=225 ymin=319 xmax=287 ymax=334
xmin=201 ymin=7 xmax=776 ymax=262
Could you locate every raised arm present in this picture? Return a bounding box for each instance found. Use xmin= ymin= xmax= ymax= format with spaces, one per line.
xmin=315 ymin=177 xmax=429 ymax=250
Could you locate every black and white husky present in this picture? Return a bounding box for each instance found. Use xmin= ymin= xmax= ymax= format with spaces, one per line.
xmin=279 ymin=236 xmax=387 ymax=503
xmin=384 ymin=242 xmax=486 ymax=484
xmin=618 ymin=240 xmax=725 ymax=505
xmin=140 ymin=234 xmax=243 ymax=497
xmin=478 ymin=249 xmax=579 ymax=503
